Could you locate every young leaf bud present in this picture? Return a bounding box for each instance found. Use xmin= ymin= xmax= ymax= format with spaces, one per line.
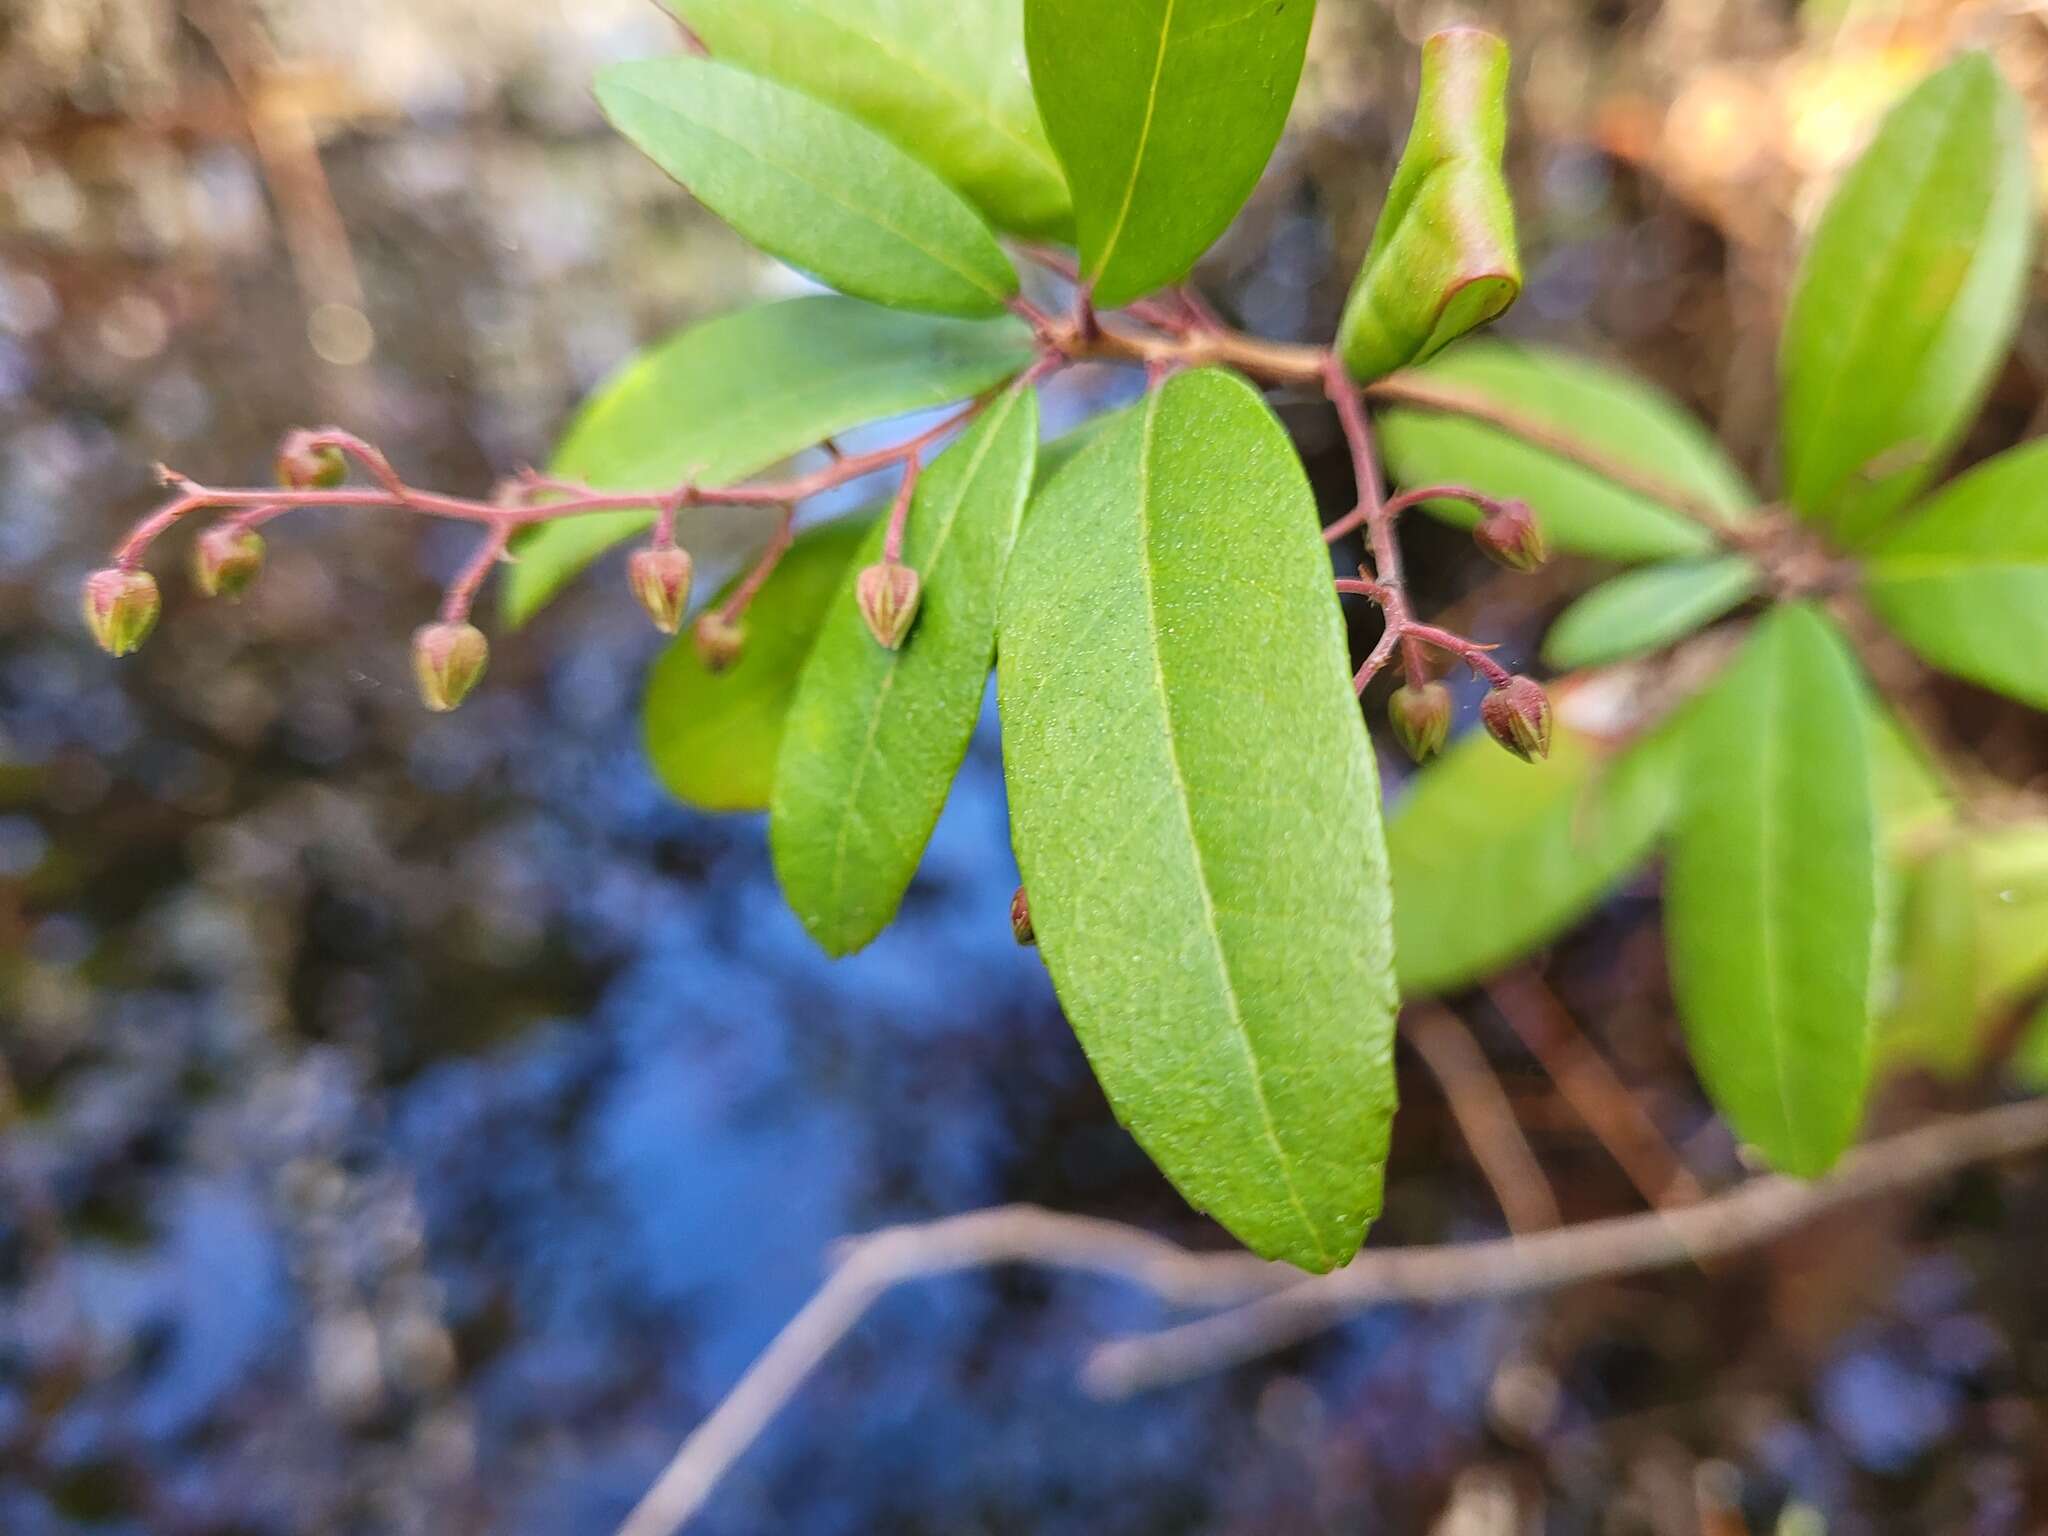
xmin=411 ymin=621 xmax=489 ymax=712
xmin=82 ymin=568 xmax=162 ymax=657
xmin=1387 ymin=681 xmax=1453 ymax=763
xmin=1480 ymin=674 xmax=1552 ymax=762
xmin=855 ymin=561 xmax=922 ymax=650
xmin=275 ymin=430 xmax=347 ymax=490
xmin=693 ymin=612 xmax=746 ymax=673
xmin=628 ymin=546 xmax=693 ymax=635
xmin=191 ymin=525 xmax=266 ymax=599
xmin=1010 ymin=886 xmax=1036 ymax=947
xmin=1473 ymin=498 xmax=1547 ymax=572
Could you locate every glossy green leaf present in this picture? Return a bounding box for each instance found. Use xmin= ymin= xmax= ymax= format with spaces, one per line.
xmin=998 ymin=367 xmax=1396 ymax=1271
xmin=665 ymin=0 xmax=1070 ymax=238
xmin=1389 ymin=718 xmax=1680 ymax=997
xmin=1377 ymin=343 xmax=1753 ymax=562
xmin=643 ymin=517 xmax=872 ymax=812
xmin=504 ymin=298 xmax=1032 ymax=627
xmin=1780 ymin=53 xmax=2034 ymax=546
xmin=1542 ymin=557 xmax=1758 ymax=671
xmin=1666 ymin=605 xmax=1877 ymax=1177
xmin=1864 ymin=439 xmax=2048 ymax=709
xmin=1023 ymin=0 xmax=1315 ymax=307
xmin=597 ymin=56 xmax=1020 ymax=316
xmin=772 ymin=387 xmax=1039 ymax=955
xmin=1338 ymin=29 xmax=1519 ymax=382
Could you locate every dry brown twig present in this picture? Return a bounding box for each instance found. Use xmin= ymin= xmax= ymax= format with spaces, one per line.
xmin=612 ymin=1096 xmax=2048 ymax=1536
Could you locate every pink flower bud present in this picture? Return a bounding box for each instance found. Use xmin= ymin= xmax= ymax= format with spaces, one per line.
xmin=411 ymin=621 xmax=489 ymax=712
xmin=628 ymin=546 xmax=693 ymax=635
xmin=1473 ymin=499 xmax=1547 ymax=573
xmin=81 ymin=567 xmax=161 ymax=657
xmin=1387 ymin=681 xmax=1453 ymax=763
xmin=191 ymin=525 xmax=266 ymax=599
xmin=855 ymin=561 xmax=921 ymax=650
xmin=1480 ymin=674 xmax=1552 ymax=762
xmin=275 ymin=431 xmax=346 ymax=490
xmin=693 ymin=612 xmax=746 ymax=673
xmin=1010 ymin=886 xmax=1036 ymax=947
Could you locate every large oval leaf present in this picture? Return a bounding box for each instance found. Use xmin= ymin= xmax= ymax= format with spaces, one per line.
xmin=1376 ymin=343 xmax=1753 ymax=562
xmin=666 ymin=0 xmax=1070 ymax=238
xmin=1389 ymin=718 xmax=1680 ymax=997
xmin=772 ymin=386 xmax=1039 ymax=955
xmin=643 ymin=517 xmax=873 ymax=812
xmin=998 ymin=368 xmax=1396 ymax=1271
xmin=1780 ymin=52 xmax=2034 ymax=547
xmin=1542 ymin=556 xmax=1758 ymax=671
xmin=1863 ymin=439 xmax=2048 ymax=710
xmin=597 ymin=56 xmax=1020 ymax=316
xmin=1338 ymin=28 xmax=1519 ymax=382
xmin=1023 ymin=0 xmax=1314 ymax=308
xmin=504 ymin=298 xmax=1032 ymax=627
xmin=1666 ymin=604 xmax=1878 ymax=1177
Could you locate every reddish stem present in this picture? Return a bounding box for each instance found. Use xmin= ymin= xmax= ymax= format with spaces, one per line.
xmin=718 ymin=509 xmax=798 ymax=626
xmin=882 ymin=454 xmax=922 ymax=564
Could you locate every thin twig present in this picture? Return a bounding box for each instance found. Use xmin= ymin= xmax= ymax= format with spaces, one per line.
xmin=613 ymin=1098 xmax=2048 ymax=1536
xmin=1405 ymin=1005 xmax=1561 ymax=1235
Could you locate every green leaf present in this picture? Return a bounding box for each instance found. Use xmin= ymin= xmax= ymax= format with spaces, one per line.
xmin=1389 ymin=717 xmax=1679 ymax=997
xmin=1665 ymin=605 xmax=1878 ymax=1177
xmin=597 ymin=56 xmax=1020 ymax=316
xmin=504 ymin=298 xmax=1033 ymax=627
xmin=665 ymin=0 xmax=1071 ymax=238
xmin=1880 ymin=839 xmax=1983 ymax=1080
xmin=1376 ymin=342 xmax=1753 ymax=562
xmin=1542 ymin=557 xmax=1758 ymax=671
xmin=643 ymin=517 xmax=873 ymax=812
xmin=2012 ymin=998 xmax=2048 ymax=1090
xmin=997 ymin=367 xmax=1396 ymax=1271
xmin=1863 ymin=439 xmax=2048 ymax=709
xmin=1023 ymin=0 xmax=1315 ymax=308
xmin=1970 ymin=825 xmax=2048 ymax=1011
xmin=1338 ymin=29 xmax=1520 ymax=382
xmin=1780 ymin=52 xmax=2034 ymax=547
xmin=772 ymin=387 xmax=1039 ymax=955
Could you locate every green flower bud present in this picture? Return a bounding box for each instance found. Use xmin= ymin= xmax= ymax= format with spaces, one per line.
xmin=1473 ymin=499 xmax=1547 ymax=573
xmin=191 ymin=525 xmax=266 ymax=599
xmin=693 ymin=612 xmax=746 ymax=673
xmin=411 ymin=621 xmax=489 ymax=712
xmin=275 ymin=431 xmax=346 ymax=490
xmin=628 ymin=546 xmax=693 ymax=635
xmin=1387 ymin=681 xmax=1453 ymax=763
xmin=1480 ymin=674 xmax=1552 ymax=762
xmin=81 ymin=567 xmax=161 ymax=657
xmin=855 ymin=560 xmax=921 ymax=650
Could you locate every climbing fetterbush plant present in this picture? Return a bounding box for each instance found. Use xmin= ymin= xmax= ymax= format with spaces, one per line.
xmin=84 ymin=5 xmax=2048 ymax=1272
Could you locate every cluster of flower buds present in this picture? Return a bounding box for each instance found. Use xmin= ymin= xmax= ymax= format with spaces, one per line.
xmin=856 ymin=560 xmax=922 ymax=650
xmin=628 ymin=545 xmax=694 ymax=635
xmin=1473 ymin=498 xmax=1547 ymax=573
xmin=1480 ymin=674 xmax=1552 ymax=761
xmin=1386 ymin=680 xmax=1453 ymax=763
xmin=412 ymin=621 xmax=490 ymax=712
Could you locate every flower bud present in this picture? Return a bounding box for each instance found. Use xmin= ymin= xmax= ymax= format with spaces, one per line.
xmin=275 ymin=431 xmax=346 ymax=490
xmin=628 ymin=546 xmax=693 ymax=635
xmin=693 ymin=612 xmax=746 ymax=673
xmin=191 ymin=525 xmax=266 ymax=599
xmin=1473 ymin=499 xmax=1547 ymax=573
xmin=1010 ymin=886 xmax=1036 ymax=947
xmin=855 ymin=561 xmax=921 ymax=650
xmin=1480 ymin=674 xmax=1552 ymax=762
xmin=81 ymin=567 xmax=161 ymax=657
xmin=411 ymin=621 xmax=489 ymax=712
xmin=1386 ymin=681 xmax=1453 ymax=763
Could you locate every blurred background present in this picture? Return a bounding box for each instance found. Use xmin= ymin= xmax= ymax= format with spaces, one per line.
xmin=4 ymin=1 xmax=2048 ymax=1531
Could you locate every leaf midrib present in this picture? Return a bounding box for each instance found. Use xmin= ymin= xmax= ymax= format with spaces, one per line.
xmin=1131 ymin=391 xmax=1335 ymax=1269
xmin=1091 ymin=0 xmax=1178 ymax=288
